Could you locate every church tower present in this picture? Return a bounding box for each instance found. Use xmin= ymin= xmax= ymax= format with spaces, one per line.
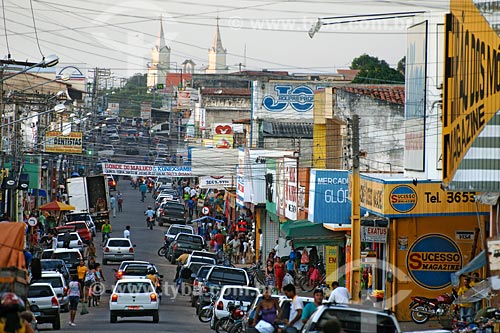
xmin=147 ymin=17 xmax=171 ymax=88
xmin=206 ymin=18 xmax=228 ymax=74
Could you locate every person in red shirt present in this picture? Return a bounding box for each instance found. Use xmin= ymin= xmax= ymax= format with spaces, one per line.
xmin=214 ymin=230 xmax=225 ymax=251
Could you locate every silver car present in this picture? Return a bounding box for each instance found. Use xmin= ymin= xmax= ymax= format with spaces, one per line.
xmin=103 ymin=238 xmax=135 ymax=265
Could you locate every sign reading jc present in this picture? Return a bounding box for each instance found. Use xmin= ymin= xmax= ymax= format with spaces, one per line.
xmin=407 ymin=234 xmax=462 ymax=290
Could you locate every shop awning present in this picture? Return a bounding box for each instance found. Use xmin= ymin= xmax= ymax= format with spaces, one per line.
xmin=280 ymin=220 xmax=345 ymax=247
xmin=450 ymin=250 xmax=487 ymax=286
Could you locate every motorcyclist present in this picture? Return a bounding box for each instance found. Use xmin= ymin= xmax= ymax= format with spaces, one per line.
xmin=145 ymin=206 xmax=155 ymax=227
xmin=146 ymin=267 xmax=161 ymax=293
xmin=0 ymin=292 xmax=35 ymax=333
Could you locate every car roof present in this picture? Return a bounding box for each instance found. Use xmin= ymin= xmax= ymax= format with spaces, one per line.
xmin=115 ymin=278 xmax=154 ymax=284
xmin=219 ymin=285 xmax=260 ymax=292
xmin=209 ymin=265 xmax=247 ymax=272
xmin=41 ymin=272 xmax=64 ymax=278
xmin=29 ymin=282 xmax=55 ymax=289
xmin=52 ymin=248 xmax=81 ymax=253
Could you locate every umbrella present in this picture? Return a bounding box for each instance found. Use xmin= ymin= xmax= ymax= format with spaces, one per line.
xmin=39 ymin=200 xmax=76 ymax=211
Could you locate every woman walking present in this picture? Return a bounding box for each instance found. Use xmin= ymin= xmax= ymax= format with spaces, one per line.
xmin=265 ymin=260 xmax=275 ymax=290
xmin=67 ymin=275 xmax=81 ymax=326
xmin=274 ymin=257 xmax=285 ymax=292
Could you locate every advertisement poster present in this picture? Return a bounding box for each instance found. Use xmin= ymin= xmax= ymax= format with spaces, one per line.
xmin=325 ymin=245 xmax=339 ymax=286
xmin=44 ymin=132 xmax=82 ymax=154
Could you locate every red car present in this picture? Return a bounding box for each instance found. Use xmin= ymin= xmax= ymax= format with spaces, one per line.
xmin=65 ymin=221 xmax=92 ymax=244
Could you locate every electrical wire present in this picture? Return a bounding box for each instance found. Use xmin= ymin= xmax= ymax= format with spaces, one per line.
xmin=29 ymin=0 xmax=44 ymax=57
xmin=1 ymin=0 xmax=9 ymax=58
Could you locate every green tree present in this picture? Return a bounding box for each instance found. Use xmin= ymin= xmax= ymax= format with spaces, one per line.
xmin=397 ymin=56 xmax=406 ymax=75
xmin=350 ymin=54 xmax=404 ymax=84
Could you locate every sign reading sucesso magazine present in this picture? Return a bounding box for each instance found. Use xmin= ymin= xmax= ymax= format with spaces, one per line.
xmin=102 ymin=163 xmax=192 ymax=177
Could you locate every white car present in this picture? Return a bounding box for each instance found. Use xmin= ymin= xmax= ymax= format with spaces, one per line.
xmin=56 ymin=232 xmax=84 ymax=251
xmin=212 ymin=285 xmax=260 ymax=324
xmin=34 ymin=272 xmax=70 ymax=312
xmin=103 ymin=238 xmax=135 ymax=265
xmin=109 ymin=278 xmax=160 ymax=323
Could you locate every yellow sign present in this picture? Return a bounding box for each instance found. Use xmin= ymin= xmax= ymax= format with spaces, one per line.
xmin=325 ymin=245 xmax=338 ymax=286
xmin=443 ymin=0 xmax=500 ymax=184
xmin=45 ymin=132 xmax=82 ymax=154
xmin=349 ymin=175 xmax=489 ymax=217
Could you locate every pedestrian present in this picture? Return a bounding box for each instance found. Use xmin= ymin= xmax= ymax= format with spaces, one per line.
xmin=139 ymin=182 xmax=147 ymax=202
xmin=230 ymin=236 xmax=241 ymax=263
xmin=283 ymin=284 xmax=304 ymax=332
xmin=123 ymin=225 xmax=131 ymax=239
xmin=458 ymin=277 xmax=473 ymax=321
xmin=110 ymin=195 xmax=116 ymax=218
xmin=62 ymin=230 xmax=71 ymax=248
xmin=302 ymin=288 xmax=324 ymax=325
xmin=328 ymin=281 xmax=351 ymax=304
xmin=265 ymin=260 xmax=275 ymax=289
xmin=251 ymin=286 xmax=282 ymax=331
xmin=0 ymin=293 xmax=35 ymax=333
xmin=67 ymin=275 xmax=81 ymax=326
xmin=85 ymin=242 xmax=97 ymax=267
xmin=76 ymin=260 xmax=88 ymax=299
xmin=273 ymin=240 xmax=280 ymax=258
xmin=84 ymin=264 xmax=97 ymax=307
xmin=214 ymin=230 xmax=225 ymax=252
xmin=101 ymin=220 xmax=112 ymax=245
xmin=243 ymin=236 xmax=249 ymax=263
xmin=274 ymin=257 xmax=285 ymax=292
xmin=117 ymin=192 xmax=123 ymax=212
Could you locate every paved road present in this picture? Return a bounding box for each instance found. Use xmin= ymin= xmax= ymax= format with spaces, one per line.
xmin=38 ymin=182 xmax=209 ymax=332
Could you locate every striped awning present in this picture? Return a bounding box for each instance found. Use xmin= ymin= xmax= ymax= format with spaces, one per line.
xmin=447 ymin=111 xmax=500 ymax=192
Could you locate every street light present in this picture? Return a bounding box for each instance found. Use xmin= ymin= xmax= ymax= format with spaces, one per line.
xmin=0 ymin=54 xmax=60 ymax=83
xmin=0 ymin=103 xmax=66 ymax=129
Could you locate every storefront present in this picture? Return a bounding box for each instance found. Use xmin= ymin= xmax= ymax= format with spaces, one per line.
xmin=352 ymin=174 xmax=490 ymax=320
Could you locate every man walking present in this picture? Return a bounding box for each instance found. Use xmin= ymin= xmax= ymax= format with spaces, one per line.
xmin=283 ymin=284 xmax=304 ymax=333
xmin=117 ymin=192 xmax=123 ymax=212
xmin=110 ymin=194 xmax=116 ymax=218
xmin=139 ymin=182 xmax=147 ymax=202
xmin=328 ymin=281 xmax=351 ymax=303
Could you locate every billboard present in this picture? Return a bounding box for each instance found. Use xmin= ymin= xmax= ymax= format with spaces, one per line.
xmin=404 ymin=21 xmax=427 ymax=171
xmin=213 ymin=123 xmax=233 ymax=149
xmin=443 ymin=0 xmax=500 ymax=191
xmin=108 ymin=103 xmax=119 ymax=116
xmin=308 ymin=170 xmax=351 ymax=225
xmin=199 ymin=176 xmax=233 ymax=189
xmin=102 ymin=163 xmax=191 ymax=177
xmin=45 ymin=132 xmax=82 ymax=154
xmin=284 ymin=157 xmax=298 ymax=220
xmin=140 ymin=102 xmax=151 ymax=120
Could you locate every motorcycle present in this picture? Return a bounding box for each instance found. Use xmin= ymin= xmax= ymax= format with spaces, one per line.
xmin=146 ymin=216 xmax=154 ymax=230
xmin=409 ymin=288 xmax=458 ymax=324
xmin=157 ymin=241 xmax=170 ymax=257
xmin=198 ymin=293 xmax=217 ymax=323
xmin=215 ymin=301 xmax=246 ymax=333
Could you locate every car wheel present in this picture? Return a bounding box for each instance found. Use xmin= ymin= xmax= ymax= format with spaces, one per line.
xmin=110 ymin=311 xmax=117 ymax=323
xmin=170 ymin=255 xmax=176 ymax=265
xmin=153 ymin=311 xmax=159 ymax=323
xmin=53 ymin=315 xmax=61 ymax=330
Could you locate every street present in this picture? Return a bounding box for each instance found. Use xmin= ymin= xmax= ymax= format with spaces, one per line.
xmin=37 ymin=181 xmax=209 ymax=332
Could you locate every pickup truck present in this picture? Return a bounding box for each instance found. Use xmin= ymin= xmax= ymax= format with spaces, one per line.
xmin=157 ymin=200 xmax=185 ymax=226
xmin=166 ymin=233 xmax=205 ymax=264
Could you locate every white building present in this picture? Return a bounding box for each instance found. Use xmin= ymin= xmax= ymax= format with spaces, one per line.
xmin=205 ymin=18 xmax=228 ymax=74
xmin=147 ymin=17 xmax=171 ymax=88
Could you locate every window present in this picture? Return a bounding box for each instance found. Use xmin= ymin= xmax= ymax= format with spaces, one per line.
xmin=28 ymin=286 xmax=53 ymax=298
xmin=39 ymin=277 xmax=63 ymax=288
xmin=222 ymin=288 xmax=259 ymax=303
xmin=190 ymin=257 xmax=215 ymax=264
xmin=170 ymin=227 xmax=192 ymax=235
xmin=177 ymin=235 xmax=203 ymax=245
xmin=209 ymin=269 xmax=247 ymax=285
xmin=108 ymin=240 xmax=131 ymax=247
xmin=124 ymin=265 xmax=149 ymax=275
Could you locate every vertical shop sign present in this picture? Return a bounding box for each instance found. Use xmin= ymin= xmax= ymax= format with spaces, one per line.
xmin=325 ymin=245 xmax=339 ymax=286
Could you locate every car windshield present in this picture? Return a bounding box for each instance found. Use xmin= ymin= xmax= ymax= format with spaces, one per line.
xmin=197 ymin=266 xmax=212 ymax=279
xmin=123 ymin=265 xmax=150 ymax=275
xmin=108 ymin=239 xmax=131 ymax=247
xmin=209 ymin=269 xmax=247 ymax=285
xmin=66 ymin=214 xmax=89 ymax=222
xmin=28 ymin=286 xmax=53 ymax=298
xmin=53 ymin=252 xmax=80 ymax=263
xmin=318 ymin=309 xmax=398 ymax=333
xmin=41 ymin=260 xmax=65 ymax=271
xmin=176 ymin=235 xmax=203 ymax=244
xmin=38 ymin=277 xmax=63 ymax=288
xmin=169 ymin=227 xmax=192 ymax=235
xmin=222 ymin=287 xmax=259 ymax=303
xmin=115 ymin=282 xmax=153 ymax=294
xmin=190 ymin=257 xmax=215 ymax=264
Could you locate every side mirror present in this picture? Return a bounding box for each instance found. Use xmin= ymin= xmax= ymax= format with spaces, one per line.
xmin=133 ymin=244 xmax=137 ymax=247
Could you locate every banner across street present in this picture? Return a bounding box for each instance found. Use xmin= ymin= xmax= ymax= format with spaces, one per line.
xmin=101 ymin=163 xmax=192 ymax=177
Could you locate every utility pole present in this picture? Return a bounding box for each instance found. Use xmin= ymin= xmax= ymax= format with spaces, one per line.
xmin=350 ymin=115 xmax=361 ymax=302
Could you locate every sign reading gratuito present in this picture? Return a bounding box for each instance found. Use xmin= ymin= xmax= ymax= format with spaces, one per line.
xmin=102 ymin=163 xmax=191 ymax=177
xmin=45 ymin=131 xmax=82 ymax=154
xmin=443 ymin=0 xmax=500 ymax=185
xmin=407 ymin=234 xmax=462 ymax=290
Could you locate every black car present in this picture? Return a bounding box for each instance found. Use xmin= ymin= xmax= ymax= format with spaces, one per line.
xmin=157 ymin=201 xmax=185 ymax=226
xmin=166 ymin=233 xmax=205 ymax=264
xmin=40 ymin=259 xmax=71 ymax=281
xmin=125 ymin=143 xmax=140 ymax=155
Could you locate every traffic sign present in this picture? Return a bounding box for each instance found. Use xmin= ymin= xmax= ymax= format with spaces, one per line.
xmin=202 ymin=206 xmax=210 ymax=215
xmin=28 ymin=217 xmax=38 ymax=227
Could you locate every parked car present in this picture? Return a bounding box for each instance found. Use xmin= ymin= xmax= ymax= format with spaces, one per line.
xmin=197 ymin=266 xmax=250 ymax=313
xmin=27 ymin=282 xmax=61 ymax=330
xmin=164 ymin=224 xmax=194 ymax=245
xmin=191 ymin=265 xmax=214 ymax=308
xmin=103 ymin=238 xmax=135 ymax=265
xmin=98 ymin=144 xmax=115 ymax=158
xmin=41 ymin=249 xmax=83 ymax=275
xmin=301 ymin=303 xmax=401 ymax=333
xmin=125 ymin=143 xmax=140 ymax=155
xmin=56 ymin=232 xmax=84 ymax=252
xmin=109 ymin=278 xmax=159 ymax=323
xmin=65 ymin=212 xmax=96 ymax=236
xmin=64 ymin=221 xmax=92 ymax=244
xmin=188 ymin=250 xmax=219 ymax=264
xmin=166 ymin=233 xmax=205 ymax=264
xmin=40 ymin=259 xmax=70 ymax=282
xmin=32 ymin=272 xmax=70 ymax=312
xmin=243 ymin=294 xmax=287 ymax=329
xmin=178 ymin=261 xmax=215 ymax=297
xmin=157 ymin=200 xmax=185 ymax=226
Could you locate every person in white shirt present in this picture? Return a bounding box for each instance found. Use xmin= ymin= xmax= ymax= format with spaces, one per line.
xmin=328 ymin=281 xmax=351 ymax=304
xmin=123 ymin=225 xmax=131 ymax=239
xmin=273 ymin=240 xmax=280 ymax=258
xmin=283 ymin=283 xmax=303 ymax=332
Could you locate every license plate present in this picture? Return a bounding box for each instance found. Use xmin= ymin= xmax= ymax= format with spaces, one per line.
xmin=127 ymin=306 xmax=140 ymax=310
xmin=33 ymin=312 xmax=41 ymax=317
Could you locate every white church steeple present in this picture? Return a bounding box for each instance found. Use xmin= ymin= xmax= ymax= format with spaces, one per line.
xmin=206 ymin=17 xmax=228 ymax=74
xmin=147 ymin=16 xmax=171 ymax=88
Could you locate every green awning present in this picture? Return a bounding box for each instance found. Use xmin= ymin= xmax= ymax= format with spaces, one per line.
xmin=280 ymin=220 xmax=345 ymax=247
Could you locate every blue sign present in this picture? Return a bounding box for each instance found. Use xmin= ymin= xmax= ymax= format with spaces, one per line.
xmin=390 ymin=185 xmax=418 ymax=213
xmin=263 ymin=85 xmax=314 ymax=112
xmin=407 ymin=234 xmax=462 ymax=290
xmin=308 ymin=170 xmax=351 ymax=224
